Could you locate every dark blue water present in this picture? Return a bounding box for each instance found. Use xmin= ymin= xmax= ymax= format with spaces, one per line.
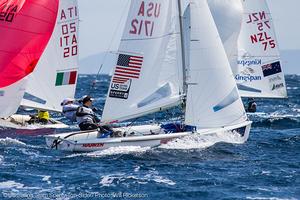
xmin=0 ymin=75 xmax=299 ymax=200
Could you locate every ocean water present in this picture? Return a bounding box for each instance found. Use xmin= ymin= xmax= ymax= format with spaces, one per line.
xmin=0 ymin=75 xmax=299 ymax=200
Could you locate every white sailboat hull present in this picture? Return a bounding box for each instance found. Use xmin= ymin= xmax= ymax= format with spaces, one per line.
xmin=0 ymin=114 xmax=68 ymax=137
xmin=45 ymin=121 xmax=251 ymax=152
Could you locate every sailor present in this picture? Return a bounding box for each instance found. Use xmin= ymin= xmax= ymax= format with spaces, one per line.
xmin=28 ymin=110 xmax=50 ymax=124
xmin=76 ymin=95 xmax=100 ymax=131
xmin=37 ymin=110 xmax=50 ymax=124
xmin=246 ymin=98 xmax=257 ymax=113
xmin=61 ymin=98 xmax=79 ymax=122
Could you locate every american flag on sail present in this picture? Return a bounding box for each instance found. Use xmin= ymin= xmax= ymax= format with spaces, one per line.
xmin=261 ymin=61 xmax=282 ymax=77
xmin=112 ymin=54 xmax=144 ymax=84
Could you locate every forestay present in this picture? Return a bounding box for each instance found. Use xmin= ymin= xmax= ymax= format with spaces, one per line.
xmin=235 ymin=0 xmax=287 ymax=98
xmin=0 ymin=0 xmax=58 ymax=117
xmin=21 ymin=0 xmax=79 ymax=112
xmin=185 ymin=0 xmax=247 ymax=128
xmin=102 ymin=0 xmax=183 ymax=123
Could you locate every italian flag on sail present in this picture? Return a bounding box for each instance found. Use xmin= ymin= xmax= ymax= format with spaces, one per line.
xmin=55 ymin=70 xmax=77 ymax=86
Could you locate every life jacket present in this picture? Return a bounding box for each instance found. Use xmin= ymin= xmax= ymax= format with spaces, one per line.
xmin=38 ymin=110 xmax=49 ymax=120
xmin=62 ymin=104 xmax=79 ymax=122
xmin=76 ymin=105 xmax=96 ymax=125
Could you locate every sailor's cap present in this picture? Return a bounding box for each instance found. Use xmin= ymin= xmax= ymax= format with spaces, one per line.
xmin=61 ymin=98 xmax=75 ymax=106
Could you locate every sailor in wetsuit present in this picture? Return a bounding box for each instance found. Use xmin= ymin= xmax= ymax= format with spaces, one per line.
xmin=246 ymin=98 xmax=257 ymax=113
xmin=76 ymin=95 xmax=100 ymax=131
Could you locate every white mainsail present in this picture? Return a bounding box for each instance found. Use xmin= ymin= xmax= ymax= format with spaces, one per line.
xmin=21 ymin=0 xmax=79 ymax=112
xmin=102 ymin=0 xmax=183 ymax=123
xmin=235 ymin=0 xmax=287 ymax=98
xmin=207 ymin=0 xmax=243 ymax=74
xmin=209 ymin=0 xmax=287 ymax=99
xmin=185 ymin=0 xmax=247 ymax=128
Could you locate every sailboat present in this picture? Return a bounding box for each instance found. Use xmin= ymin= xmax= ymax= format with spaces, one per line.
xmin=236 ymin=0 xmax=287 ymax=98
xmin=209 ymin=0 xmax=287 ymax=100
xmin=0 ymin=0 xmax=59 ymax=132
xmin=0 ymin=0 xmax=79 ymax=135
xmin=45 ymin=0 xmax=252 ymax=152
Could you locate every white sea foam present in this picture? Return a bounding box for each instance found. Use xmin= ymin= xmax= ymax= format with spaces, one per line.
xmin=145 ymin=174 xmax=176 ymax=186
xmin=99 ymin=175 xmax=117 ymax=187
xmin=99 ymin=172 xmax=176 ymax=187
xmin=0 ymin=137 xmax=26 ymax=146
xmin=0 ymin=181 xmax=24 ymax=189
xmin=99 ymin=173 xmax=128 ymax=187
xmin=287 ymin=87 xmax=299 ymax=90
xmin=20 ymin=149 xmax=41 ymax=158
xmin=134 ymin=166 xmax=140 ymax=172
xmin=66 ymin=146 xmax=150 ymax=158
xmin=87 ymin=146 xmax=150 ymax=157
xmin=42 ymin=176 xmax=51 ymax=184
xmin=160 ymin=130 xmax=245 ymax=150
xmin=0 ymin=155 xmax=3 ymax=164
xmin=261 ymin=170 xmax=271 ymax=175
xmin=246 ymin=197 xmax=297 ymax=200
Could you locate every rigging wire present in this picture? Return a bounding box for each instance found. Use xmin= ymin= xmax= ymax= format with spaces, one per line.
xmin=88 ymin=0 xmax=131 ymax=93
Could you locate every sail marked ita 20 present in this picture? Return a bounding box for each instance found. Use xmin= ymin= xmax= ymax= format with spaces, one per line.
xmin=60 ymin=6 xmax=78 ymax=58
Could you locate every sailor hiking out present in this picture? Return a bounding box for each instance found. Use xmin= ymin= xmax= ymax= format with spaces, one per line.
xmin=76 ymin=95 xmax=100 ymax=131
xmin=27 ymin=110 xmax=50 ymax=125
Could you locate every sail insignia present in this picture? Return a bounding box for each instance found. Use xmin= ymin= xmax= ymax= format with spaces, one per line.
xmin=23 ymin=92 xmax=46 ymax=105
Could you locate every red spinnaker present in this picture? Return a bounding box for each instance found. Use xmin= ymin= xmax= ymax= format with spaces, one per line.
xmin=0 ymin=0 xmax=58 ymax=88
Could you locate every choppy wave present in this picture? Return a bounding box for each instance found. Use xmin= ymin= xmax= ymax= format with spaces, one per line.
xmin=99 ymin=170 xmax=176 ymax=188
xmin=0 ymin=181 xmax=24 ymax=189
xmin=0 ymin=155 xmax=3 ymax=164
xmin=0 ymin=74 xmax=299 ymax=200
xmin=0 ymin=137 xmax=26 ymax=146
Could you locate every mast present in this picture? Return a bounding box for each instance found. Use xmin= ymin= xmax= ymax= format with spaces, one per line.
xmin=177 ymin=0 xmax=188 ymax=113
